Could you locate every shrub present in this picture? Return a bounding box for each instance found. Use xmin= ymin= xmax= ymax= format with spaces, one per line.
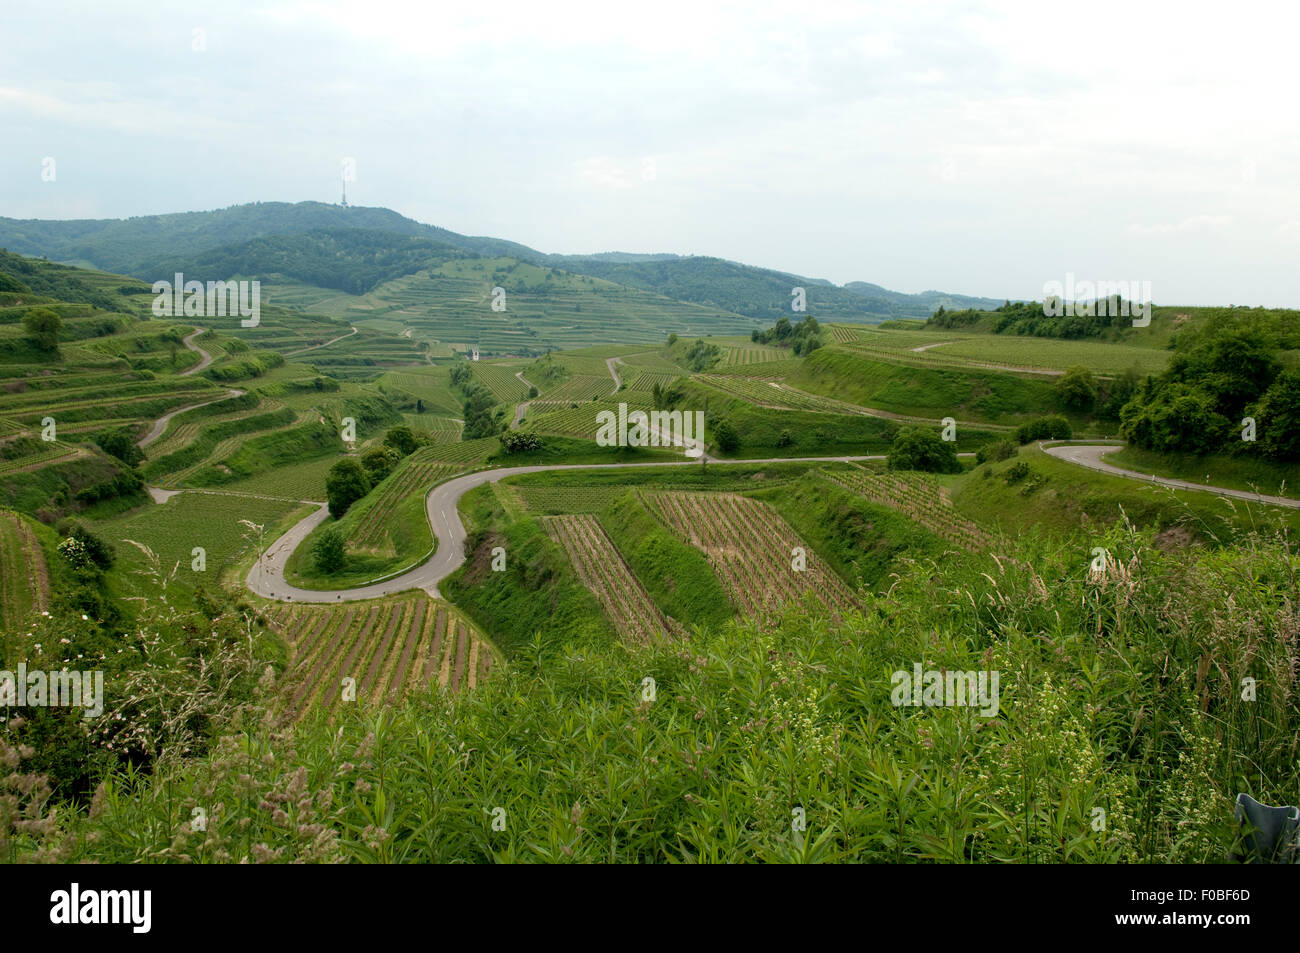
xmin=1017 ymin=415 xmax=1073 ymax=444
xmin=887 ymin=427 xmax=961 ymax=473
xmin=975 ymin=439 xmax=1018 ymax=464
xmin=500 ymin=431 xmax=543 ymax=454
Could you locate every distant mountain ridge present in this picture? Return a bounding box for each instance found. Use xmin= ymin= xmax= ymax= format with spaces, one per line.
xmin=0 ymin=201 xmax=1006 ymax=321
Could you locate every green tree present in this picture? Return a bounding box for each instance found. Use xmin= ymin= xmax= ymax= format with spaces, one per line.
xmin=23 ymin=307 xmax=63 ymax=352
xmin=1057 ymin=365 xmax=1098 ymax=411
xmin=712 ymin=419 xmax=739 ymax=453
xmin=887 ymin=427 xmax=962 ymax=473
xmin=361 ymin=445 xmax=400 ymax=484
xmin=313 ymin=529 xmax=345 ymax=574
xmin=1254 ymin=370 xmax=1300 ymax=461
xmin=325 ymin=458 xmax=371 ymax=519
xmin=382 ymin=425 xmax=419 ymax=457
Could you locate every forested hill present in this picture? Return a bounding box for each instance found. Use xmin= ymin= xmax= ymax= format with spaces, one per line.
xmin=133 ymin=228 xmax=473 ymax=296
xmin=0 ymin=201 xmax=541 ymax=276
xmin=1 ymin=200 xmax=1005 ymax=322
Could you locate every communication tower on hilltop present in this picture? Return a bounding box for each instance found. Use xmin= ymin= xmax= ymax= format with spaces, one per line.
xmin=341 ymin=175 xmax=349 ymax=208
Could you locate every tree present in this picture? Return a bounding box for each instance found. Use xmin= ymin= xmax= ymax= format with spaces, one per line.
xmin=1057 ymin=365 xmax=1097 ymax=411
xmin=325 ymin=458 xmax=371 ymax=518
xmin=93 ymin=427 xmax=144 ymax=467
xmin=361 ymin=445 xmax=400 ymax=484
xmin=313 ymin=529 xmax=345 ymax=574
xmin=888 ymin=427 xmax=962 ymax=473
xmin=1119 ymin=383 xmax=1230 ymax=454
xmin=23 ymin=307 xmax=62 ymax=352
xmin=1254 ymin=370 xmax=1300 ymax=461
xmin=712 ymin=419 xmax=739 ymax=453
xmin=382 ymin=425 xmax=418 ymax=457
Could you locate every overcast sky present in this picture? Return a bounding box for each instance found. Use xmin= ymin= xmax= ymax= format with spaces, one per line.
xmin=2 ymin=0 xmax=1297 ymax=305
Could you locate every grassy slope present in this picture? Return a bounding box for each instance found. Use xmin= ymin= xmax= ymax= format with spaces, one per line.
xmin=597 ymin=490 xmax=733 ymax=630
xmin=442 ymin=483 xmax=615 ymax=656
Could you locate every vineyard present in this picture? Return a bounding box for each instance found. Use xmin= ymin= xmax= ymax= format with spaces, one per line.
xmin=543 ymin=514 xmax=679 ymax=643
xmin=523 ymin=397 xmax=652 ymax=439
xmin=264 ymin=594 xmax=498 ymax=718
xmin=826 ymin=468 xmax=991 ymax=550
xmin=0 ymin=510 xmax=50 ymax=630
xmin=646 ymin=491 xmax=859 ymax=620
xmin=349 ymin=460 xmax=464 ymax=552
xmin=717 ymin=343 xmax=796 ymax=366
xmin=622 ymin=370 xmax=682 ymax=393
xmin=541 ymin=375 xmax=614 ymax=402
xmin=416 ymin=436 xmax=499 ymax=465
xmin=694 ymin=374 xmax=850 ymax=413
xmin=470 ymin=362 xmax=531 ymax=404
xmin=400 ymin=413 xmax=463 ymax=442
xmin=515 ymin=485 xmax=628 ymax=514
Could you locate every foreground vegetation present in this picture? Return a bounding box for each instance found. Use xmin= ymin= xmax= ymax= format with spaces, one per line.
xmin=3 ymin=520 xmax=1294 ymax=862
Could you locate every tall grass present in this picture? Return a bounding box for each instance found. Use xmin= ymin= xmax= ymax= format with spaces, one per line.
xmin=4 ymin=521 xmax=1295 ymax=862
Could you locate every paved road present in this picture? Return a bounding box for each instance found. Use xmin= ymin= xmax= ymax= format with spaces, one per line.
xmin=1043 ymin=443 xmax=1300 ymax=509
xmin=511 ymin=371 xmax=533 ymax=430
xmin=605 ymin=357 xmax=623 ymax=394
xmin=245 ymin=453 xmax=891 ymax=603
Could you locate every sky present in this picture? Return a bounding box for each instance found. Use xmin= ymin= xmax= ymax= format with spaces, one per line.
xmin=2 ymin=0 xmax=1297 ymax=306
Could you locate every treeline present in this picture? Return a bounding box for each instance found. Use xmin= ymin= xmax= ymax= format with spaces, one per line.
xmin=1119 ymin=316 xmax=1300 ymax=460
xmin=927 ymin=299 xmax=1142 ymax=339
xmin=751 ymin=314 xmax=823 ymax=355
xmin=449 ymin=362 xmax=506 ymax=439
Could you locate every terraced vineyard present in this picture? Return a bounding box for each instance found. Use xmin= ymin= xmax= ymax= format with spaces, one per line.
xmin=400 ymin=413 xmax=462 ymax=442
xmin=265 ymin=595 xmax=497 ymax=717
xmin=622 ymin=370 xmax=682 ymax=392
xmin=524 ymin=396 xmax=655 ymax=439
xmin=826 ymin=469 xmax=991 ymax=550
xmin=542 ymin=375 xmax=613 ymax=402
xmin=696 ymin=374 xmax=855 ymax=414
xmin=415 ymin=437 xmax=498 ymax=465
xmin=718 ymin=343 xmax=796 ymax=366
xmin=0 ymin=510 xmax=50 ymax=630
xmin=350 ymin=461 xmax=463 ymax=552
xmin=544 ymin=514 xmax=678 ymax=643
xmin=647 ymin=491 xmax=859 ymax=620
xmin=470 ymin=362 xmax=531 ymax=404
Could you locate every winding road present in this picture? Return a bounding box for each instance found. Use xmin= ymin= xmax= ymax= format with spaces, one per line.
xmin=241 ymin=440 xmax=1300 ymax=606
xmin=244 ymin=453 xmax=891 ymax=603
xmin=137 ymin=328 xmax=243 ymax=449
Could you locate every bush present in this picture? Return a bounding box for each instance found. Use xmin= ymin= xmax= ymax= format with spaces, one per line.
xmin=1004 ymin=461 xmax=1031 ymax=484
xmin=887 ymin=427 xmax=961 ymax=474
xmin=1017 ymin=416 xmax=1073 ymax=444
xmin=711 ymin=419 xmax=740 ymax=453
xmin=975 ymin=438 xmax=1018 ymax=464
xmin=500 ymin=431 xmax=543 ymax=454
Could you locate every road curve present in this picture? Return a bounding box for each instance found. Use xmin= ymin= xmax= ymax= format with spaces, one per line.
xmin=137 ymin=387 xmax=243 ymax=449
xmin=605 ymin=357 xmax=623 ymax=394
xmin=245 ymin=453 xmax=890 ymax=603
xmin=179 ymin=328 xmax=214 ymax=376
xmin=1042 ymin=443 xmax=1300 ymax=509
